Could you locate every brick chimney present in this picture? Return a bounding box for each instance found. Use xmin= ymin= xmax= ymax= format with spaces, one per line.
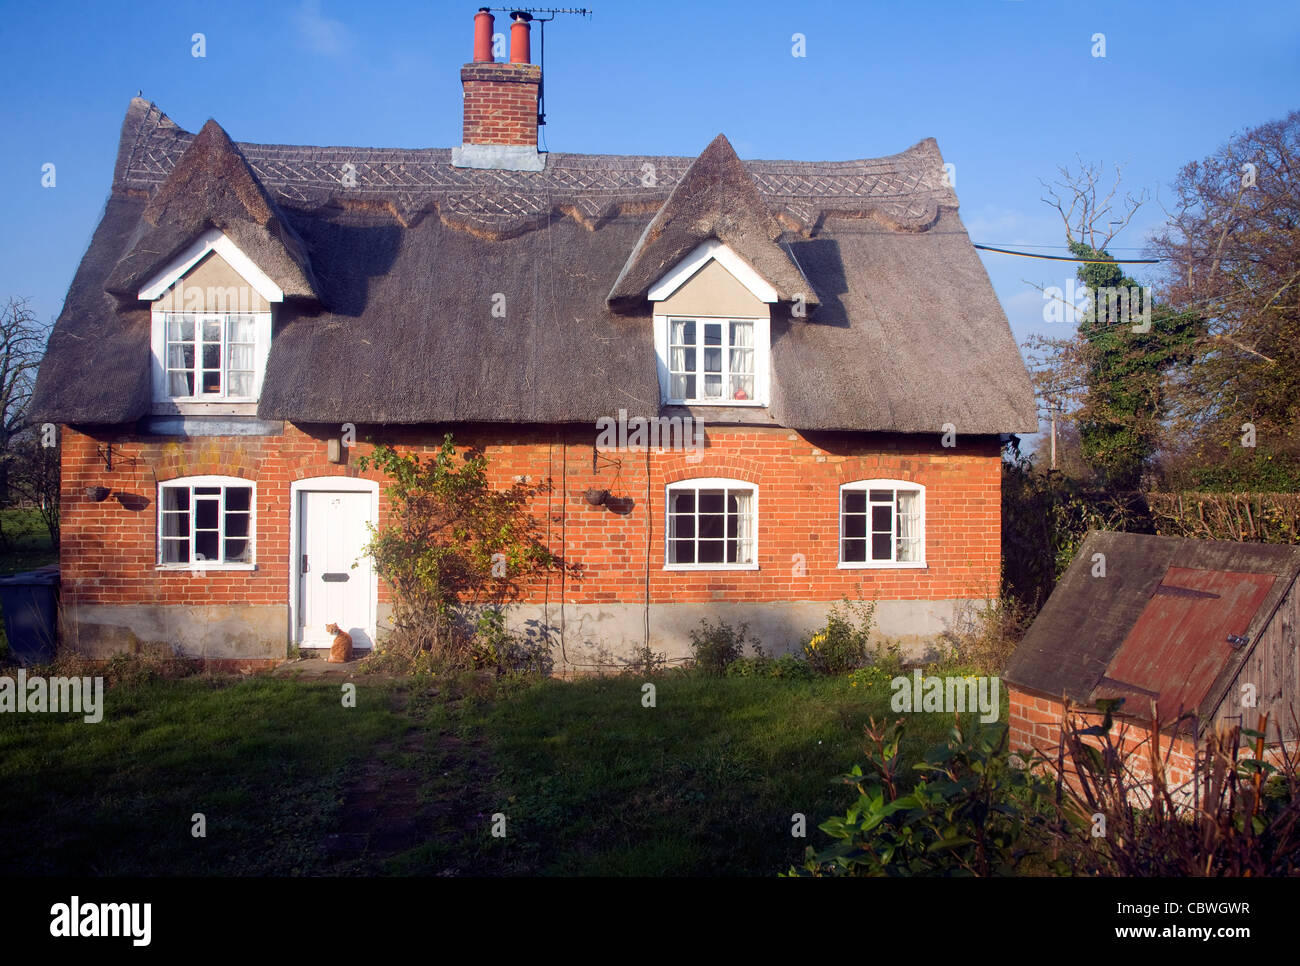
xmin=452 ymin=9 xmax=545 ymax=171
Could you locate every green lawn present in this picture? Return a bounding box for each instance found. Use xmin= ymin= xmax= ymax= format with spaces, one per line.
xmin=0 ymin=507 xmax=56 ymax=575
xmin=0 ymin=668 xmax=1001 ymax=876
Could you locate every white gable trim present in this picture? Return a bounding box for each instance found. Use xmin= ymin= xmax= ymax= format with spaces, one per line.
xmin=137 ymin=228 xmax=284 ymax=303
xmin=647 ymin=239 xmax=779 ymax=304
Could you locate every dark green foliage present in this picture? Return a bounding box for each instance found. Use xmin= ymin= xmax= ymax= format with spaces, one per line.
xmin=803 ymin=598 xmax=877 ymax=676
xmin=688 ymin=618 xmax=759 ymax=676
xmin=787 ymin=718 xmax=1058 ymax=877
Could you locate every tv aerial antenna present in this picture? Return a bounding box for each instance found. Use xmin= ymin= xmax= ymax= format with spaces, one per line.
xmin=486 ymin=7 xmax=593 ymax=130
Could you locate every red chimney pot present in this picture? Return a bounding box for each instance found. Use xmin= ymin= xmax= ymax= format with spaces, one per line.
xmin=509 ymin=11 xmax=532 ymax=64
xmin=472 ymin=8 xmax=494 ymax=63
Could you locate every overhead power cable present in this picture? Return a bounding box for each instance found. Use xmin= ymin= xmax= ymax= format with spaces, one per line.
xmin=974 ymin=243 xmax=1159 ymax=264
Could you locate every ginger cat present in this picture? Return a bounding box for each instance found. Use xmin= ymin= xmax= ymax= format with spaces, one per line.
xmin=325 ymin=622 xmax=354 ymax=663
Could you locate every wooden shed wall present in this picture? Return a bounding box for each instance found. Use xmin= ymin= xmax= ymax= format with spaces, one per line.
xmin=1212 ymin=577 xmax=1300 ymax=741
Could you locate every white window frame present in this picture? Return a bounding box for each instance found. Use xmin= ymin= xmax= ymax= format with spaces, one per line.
xmin=156 ymin=475 xmax=257 ymax=571
xmin=838 ymin=479 xmax=926 ymax=569
xmin=151 ymin=310 xmax=272 ymax=404
xmin=653 ymin=314 xmax=770 ymax=406
xmin=664 ymin=477 xmax=759 ymax=571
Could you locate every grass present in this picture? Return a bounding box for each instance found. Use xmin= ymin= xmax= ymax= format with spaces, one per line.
xmin=0 ymin=664 xmax=1003 ymax=876
xmin=0 ymin=507 xmax=58 ymax=661
xmin=0 ymin=675 xmax=408 ymax=875
xmin=0 ymin=507 xmax=56 ymax=575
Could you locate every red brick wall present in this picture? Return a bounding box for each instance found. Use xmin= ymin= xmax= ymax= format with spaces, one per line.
xmin=1009 ymin=688 xmax=1201 ymax=789
xmin=58 ymin=422 xmax=1002 ymax=611
xmin=461 ymin=63 xmax=539 ymax=147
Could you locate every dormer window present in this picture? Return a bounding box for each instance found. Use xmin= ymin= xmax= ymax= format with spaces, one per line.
xmin=163 ymin=313 xmax=265 ymax=400
xmin=140 ymin=229 xmax=281 ymax=413
xmin=668 ymin=318 xmax=759 ymax=403
xmin=651 ymin=241 xmax=774 ymax=407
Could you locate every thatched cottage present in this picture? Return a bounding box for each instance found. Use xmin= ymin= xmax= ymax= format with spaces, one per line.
xmin=30 ymin=9 xmax=1036 ymax=670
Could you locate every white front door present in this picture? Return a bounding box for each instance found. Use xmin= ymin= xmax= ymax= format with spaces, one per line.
xmin=297 ymin=489 xmax=374 ymax=649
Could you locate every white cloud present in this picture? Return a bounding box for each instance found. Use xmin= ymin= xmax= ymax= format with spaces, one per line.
xmin=293 ymin=0 xmax=350 ymax=56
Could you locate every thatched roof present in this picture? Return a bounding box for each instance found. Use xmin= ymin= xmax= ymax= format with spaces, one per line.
xmin=103 ymin=119 xmax=321 ymax=301
xmin=30 ymin=97 xmax=1037 ymax=432
xmin=1005 ymin=531 xmax=1300 ymax=728
xmin=608 ymin=134 xmax=816 ymax=308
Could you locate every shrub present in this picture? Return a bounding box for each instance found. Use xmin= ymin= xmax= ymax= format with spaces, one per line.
xmin=470 ymin=606 xmax=554 ymax=677
xmin=936 ymin=597 xmax=1031 ymax=676
xmin=726 ymin=651 xmax=813 ymax=680
xmin=803 ymin=599 xmax=876 ymax=676
xmin=786 ymin=717 xmax=1057 ymax=877
xmin=689 ymin=618 xmax=760 ymax=676
xmin=356 ymin=435 xmax=566 ymax=669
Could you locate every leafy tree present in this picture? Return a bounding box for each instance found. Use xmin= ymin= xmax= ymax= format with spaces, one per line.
xmin=356 ymin=435 xmax=564 ymax=665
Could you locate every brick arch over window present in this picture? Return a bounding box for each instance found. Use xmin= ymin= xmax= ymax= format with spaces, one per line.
xmin=834 ymin=458 xmax=923 ymax=487
xmin=157 ymin=453 xmax=261 ymax=482
xmin=662 ymin=456 xmax=761 ymax=486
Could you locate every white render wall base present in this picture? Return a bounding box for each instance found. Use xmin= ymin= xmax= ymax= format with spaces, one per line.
xmin=376 ymin=598 xmax=987 ymax=673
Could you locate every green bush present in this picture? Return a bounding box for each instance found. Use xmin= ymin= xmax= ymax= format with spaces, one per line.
xmin=470 ymin=606 xmax=554 ymax=677
xmin=725 ymin=652 xmax=813 ymax=680
xmin=803 ymin=599 xmax=877 ymax=676
xmin=786 ymin=718 xmax=1057 ymax=877
xmin=688 ymin=618 xmax=759 ymax=676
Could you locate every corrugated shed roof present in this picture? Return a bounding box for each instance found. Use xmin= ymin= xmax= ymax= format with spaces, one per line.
xmin=1005 ymin=531 xmax=1300 ymax=730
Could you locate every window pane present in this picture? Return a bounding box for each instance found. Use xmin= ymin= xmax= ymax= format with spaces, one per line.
xmin=202 ymin=319 xmax=221 ymax=342
xmin=729 ymin=321 xmax=753 ymax=348
xmin=703 ymin=347 xmax=721 ymax=373
xmin=843 ymin=511 xmax=866 ymax=540
xmin=227 ymin=344 xmax=254 ymax=370
xmin=224 ymin=538 xmax=249 ymax=563
xmin=697 ymin=540 xmax=725 ymax=563
xmin=869 ymin=489 xmax=893 ymax=502
xmin=871 ymin=533 xmax=892 ymax=560
xmin=670 ymin=374 xmax=694 ymax=399
xmin=169 ymin=371 xmax=194 ymax=396
xmin=704 ymin=323 xmax=721 ymax=346
xmin=227 ymin=316 xmax=255 ymax=342
xmin=227 ymin=372 xmax=254 ymax=397
xmin=202 ymin=343 xmax=221 ymax=369
xmin=843 ymin=491 xmax=866 ymax=514
xmin=842 ymin=538 xmax=867 ymax=563
xmin=167 ymin=344 xmax=193 ymax=369
xmin=195 ymin=499 xmax=219 ymax=530
xmin=225 ymin=513 xmax=250 ymax=538
xmin=168 ymin=316 xmax=195 ymax=342
xmin=195 ymin=530 xmax=219 ymax=561
xmin=163 ymin=488 xmax=190 ymax=512
xmin=671 ymin=320 xmax=695 ymax=345
xmin=671 ymin=491 xmax=695 ymax=514
xmin=671 ymin=539 xmax=695 ymax=564
xmin=871 ymin=505 xmax=892 ymax=533
xmin=162 ymin=539 xmax=189 ymax=564
xmin=698 ymin=492 xmax=725 ymax=515
xmin=201 ymin=370 xmax=221 ymax=393
xmin=703 ymin=374 xmax=723 ymax=398
xmin=225 ymin=487 xmax=251 ymax=513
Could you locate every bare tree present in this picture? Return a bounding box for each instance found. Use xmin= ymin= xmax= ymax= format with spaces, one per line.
xmin=0 ymin=297 xmax=56 ymax=543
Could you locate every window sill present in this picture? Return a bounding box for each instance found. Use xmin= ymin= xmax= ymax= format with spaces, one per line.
xmin=155 ymin=564 xmax=258 ymax=572
xmin=837 ymin=562 xmax=928 ymax=570
xmin=664 ymin=563 xmax=760 ymax=572
xmin=665 ymin=399 xmax=766 ymax=407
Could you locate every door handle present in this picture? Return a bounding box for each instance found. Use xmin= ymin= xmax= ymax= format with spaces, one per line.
xmin=302 ymin=554 xmax=309 ymax=573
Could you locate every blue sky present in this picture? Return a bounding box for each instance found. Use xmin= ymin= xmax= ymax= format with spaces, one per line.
xmin=3 ymin=1 xmax=1298 ymax=440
